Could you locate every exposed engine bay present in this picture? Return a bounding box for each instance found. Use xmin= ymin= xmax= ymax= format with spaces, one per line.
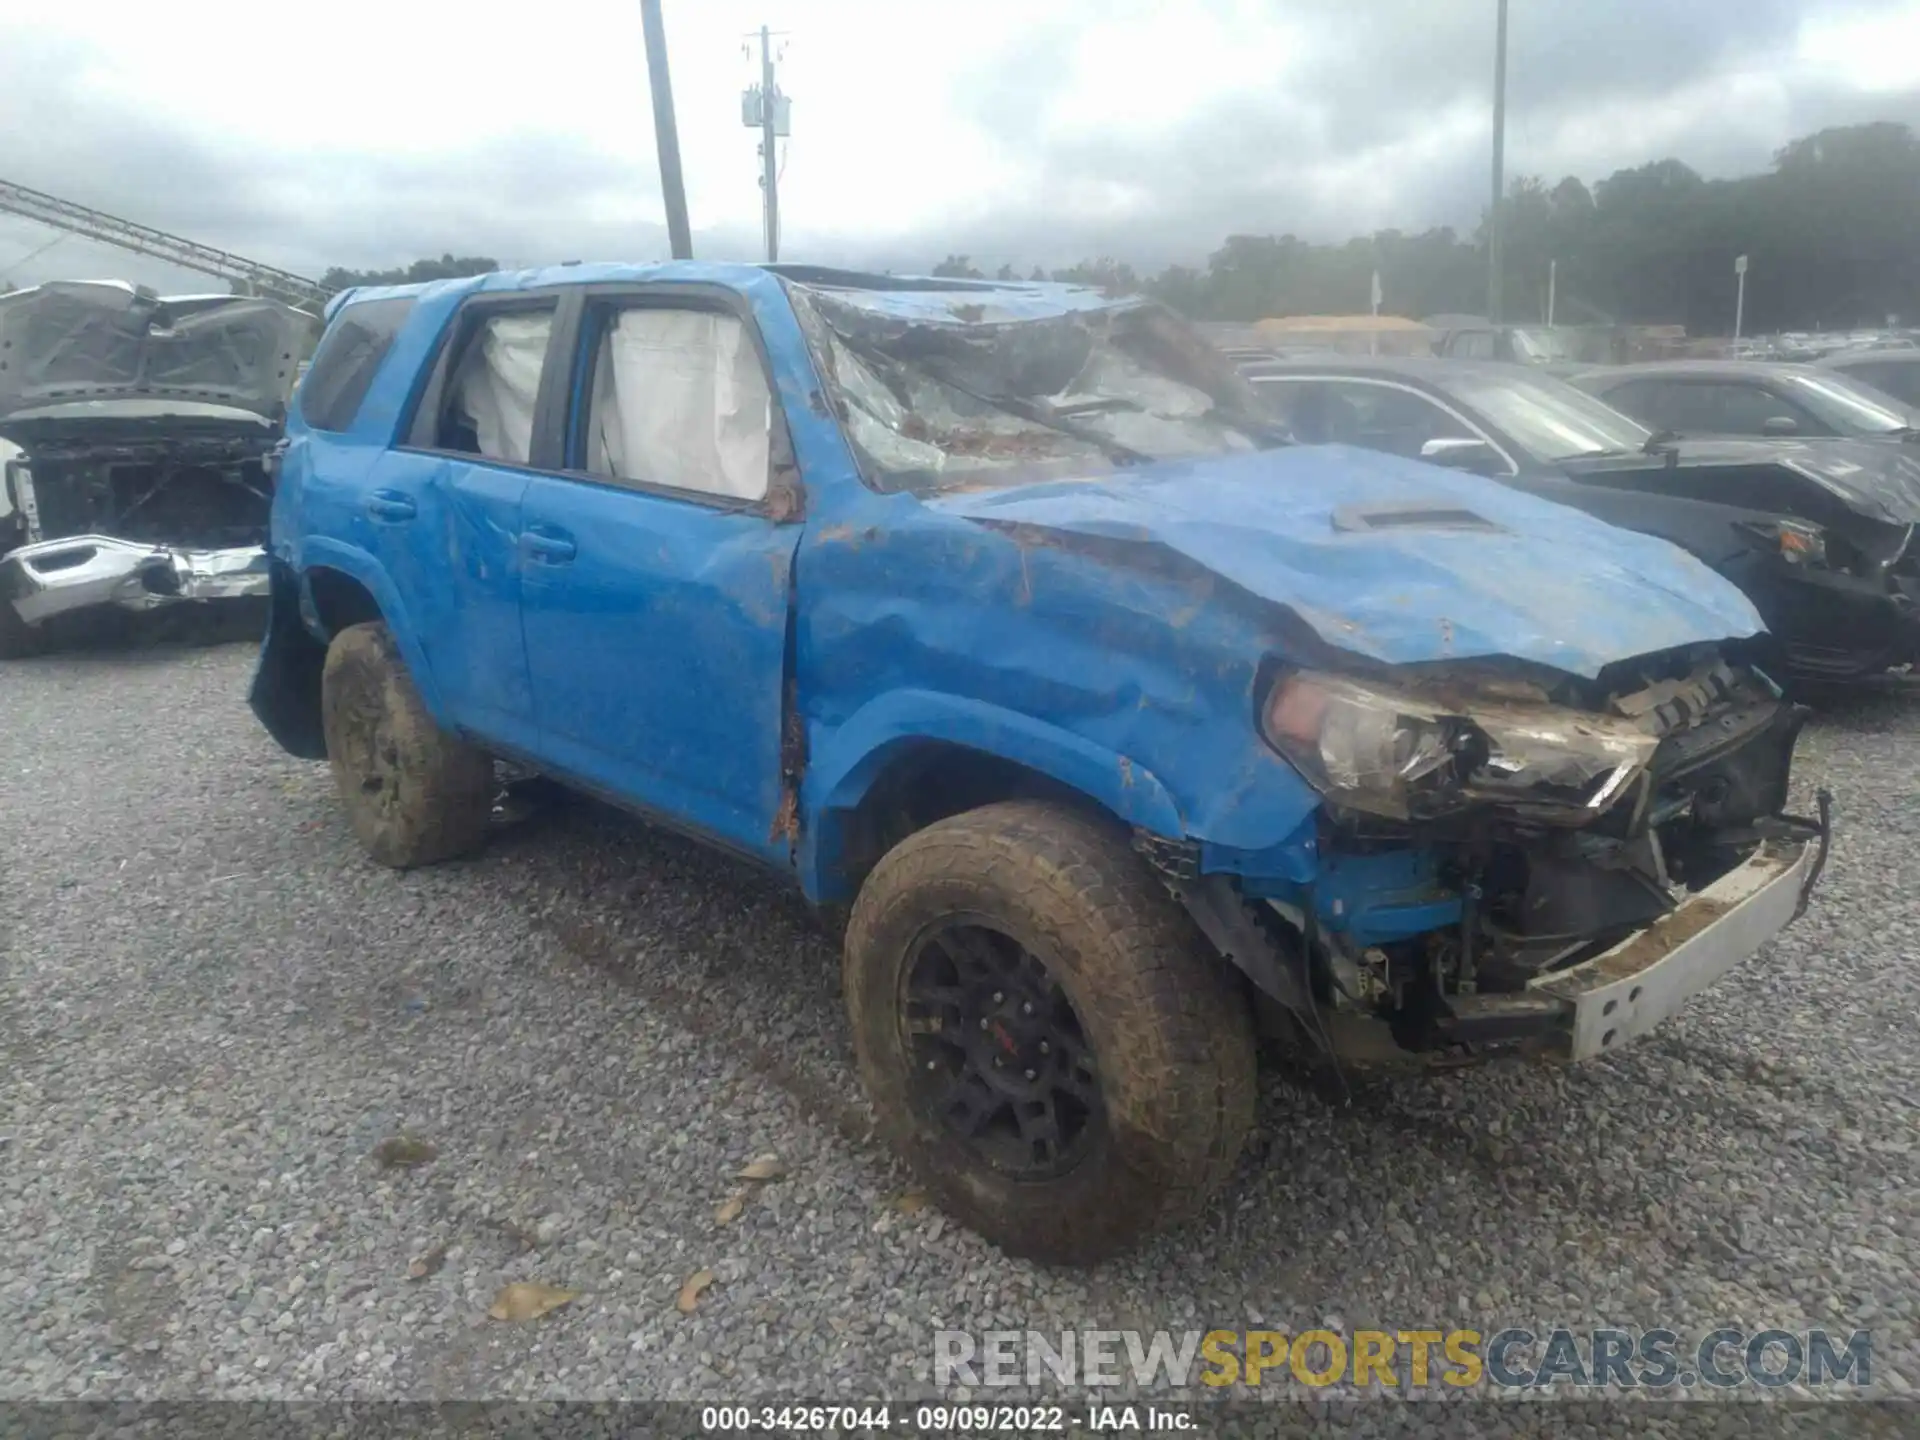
xmin=17 ymin=426 xmax=273 ymax=551
xmin=1180 ymin=644 xmax=1828 ymax=1064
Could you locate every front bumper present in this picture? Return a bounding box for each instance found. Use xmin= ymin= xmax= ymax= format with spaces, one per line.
xmin=0 ymin=535 xmax=269 ymax=626
xmin=1766 ymin=566 xmax=1920 ymax=679
xmin=1528 ymin=809 xmax=1827 ymax=1060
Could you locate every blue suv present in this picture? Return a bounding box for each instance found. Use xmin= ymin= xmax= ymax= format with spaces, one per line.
xmin=251 ymin=264 xmax=1827 ymax=1263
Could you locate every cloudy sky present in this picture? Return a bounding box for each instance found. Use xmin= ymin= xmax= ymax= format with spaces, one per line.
xmin=2 ymin=0 xmax=1918 ymax=293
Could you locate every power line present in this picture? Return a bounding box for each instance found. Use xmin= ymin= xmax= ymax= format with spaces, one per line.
xmin=1 ymin=230 xmax=69 ymax=288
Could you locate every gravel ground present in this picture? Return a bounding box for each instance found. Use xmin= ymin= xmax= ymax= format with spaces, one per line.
xmin=1 ymin=639 xmax=1915 ymax=1422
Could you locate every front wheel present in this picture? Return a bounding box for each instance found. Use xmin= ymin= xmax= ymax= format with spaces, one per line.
xmin=320 ymin=621 xmax=492 ymax=867
xmin=843 ymin=800 xmax=1256 ymax=1264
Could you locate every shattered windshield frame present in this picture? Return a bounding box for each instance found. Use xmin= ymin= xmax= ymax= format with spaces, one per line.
xmin=785 ymin=283 xmax=1286 ymax=495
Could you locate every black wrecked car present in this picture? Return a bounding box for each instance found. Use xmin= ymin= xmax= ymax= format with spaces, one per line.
xmin=1243 ymin=356 xmax=1920 ymax=682
xmin=1571 ymin=360 xmax=1920 ymax=444
xmin=0 ymin=280 xmax=321 ymax=657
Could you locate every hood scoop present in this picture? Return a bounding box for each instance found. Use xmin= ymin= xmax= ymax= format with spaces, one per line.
xmin=1333 ymin=502 xmax=1503 ymax=534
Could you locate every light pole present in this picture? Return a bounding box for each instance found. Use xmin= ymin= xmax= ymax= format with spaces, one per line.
xmin=1733 ymin=254 xmax=1749 ymax=349
xmin=1488 ymin=0 xmax=1509 ymax=324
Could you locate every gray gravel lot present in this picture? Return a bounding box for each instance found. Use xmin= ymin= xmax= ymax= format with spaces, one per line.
xmin=1 ymin=640 xmax=1915 ymax=1420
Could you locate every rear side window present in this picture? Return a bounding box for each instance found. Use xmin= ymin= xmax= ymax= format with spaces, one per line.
xmin=1603 ymin=380 xmax=1682 ymax=431
xmin=1645 ymin=381 xmax=1820 ymax=436
xmin=443 ymin=311 xmax=555 ymax=464
xmin=297 ymin=297 xmax=416 ymax=432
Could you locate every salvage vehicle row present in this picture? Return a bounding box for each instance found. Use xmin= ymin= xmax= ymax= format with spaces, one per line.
xmin=1242 ymin=356 xmax=1920 ymax=682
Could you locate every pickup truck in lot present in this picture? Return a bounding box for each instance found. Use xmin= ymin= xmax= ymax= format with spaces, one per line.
xmin=250 ymin=265 xmax=1829 ymax=1263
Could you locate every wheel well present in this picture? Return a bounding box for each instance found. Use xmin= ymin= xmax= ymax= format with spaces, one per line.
xmin=307 ymin=566 xmax=383 ymax=638
xmin=832 ymin=742 xmax=1114 ymax=893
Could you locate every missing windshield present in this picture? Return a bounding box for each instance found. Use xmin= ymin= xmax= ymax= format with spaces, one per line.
xmin=788 ymin=286 xmax=1285 ymax=494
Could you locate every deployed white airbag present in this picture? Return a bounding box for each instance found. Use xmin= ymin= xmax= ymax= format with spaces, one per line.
xmin=455 ymin=313 xmax=551 ymax=464
xmin=586 ymin=309 xmax=770 ymax=500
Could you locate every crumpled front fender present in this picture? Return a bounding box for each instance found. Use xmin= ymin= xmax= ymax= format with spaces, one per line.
xmin=803 ymin=688 xmax=1226 ymax=902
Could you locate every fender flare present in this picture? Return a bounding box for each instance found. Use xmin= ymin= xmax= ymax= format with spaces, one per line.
xmin=799 ymin=688 xmax=1186 ymax=901
xmin=293 ymin=537 xmax=450 ymax=725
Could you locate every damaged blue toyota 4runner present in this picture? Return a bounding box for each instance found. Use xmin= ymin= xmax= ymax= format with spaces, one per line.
xmin=251 ymin=264 xmax=1830 ymax=1264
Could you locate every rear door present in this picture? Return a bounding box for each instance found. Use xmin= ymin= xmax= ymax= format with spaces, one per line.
xmin=518 ymin=284 xmax=803 ymax=866
xmin=359 ymin=291 xmax=574 ymax=752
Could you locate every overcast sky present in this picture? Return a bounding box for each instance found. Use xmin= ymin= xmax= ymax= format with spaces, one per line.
xmin=2 ymin=0 xmax=1918 ymax=293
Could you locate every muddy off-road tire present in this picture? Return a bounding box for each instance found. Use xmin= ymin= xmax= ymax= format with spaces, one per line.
xmin=321 ymin=622 xmax=492 ymax=868
xmin=844 ymin=800 xmax=1256 ymax=1264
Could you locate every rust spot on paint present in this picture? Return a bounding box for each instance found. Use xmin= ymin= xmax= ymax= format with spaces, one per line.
xmin=769 ymin=678 xmax=808 ymax=848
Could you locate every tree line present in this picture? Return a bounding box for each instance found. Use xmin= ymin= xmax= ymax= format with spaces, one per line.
xmin=931 ymin=121 xmax=1920 ymax=336
xmin=325 ymin=121 xmax=1920 ymax=338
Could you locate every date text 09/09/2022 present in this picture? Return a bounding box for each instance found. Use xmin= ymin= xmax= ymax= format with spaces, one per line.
xmin=699 ymin=1404 xmax=1189 ymax=1432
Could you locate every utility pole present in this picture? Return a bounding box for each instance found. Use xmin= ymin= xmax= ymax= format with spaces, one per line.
xmin=742 ymin=27 xmax=790 ymax=263
xmin=640 ymin=0 xmax=693 ymax=259
xmin=760 ymin=27 xmax=779 ymax=262
xmin=1488 ymin=0 xmax=1509 ymax=324
xmin=1546 ymin=258 xmax=1556 ymax=327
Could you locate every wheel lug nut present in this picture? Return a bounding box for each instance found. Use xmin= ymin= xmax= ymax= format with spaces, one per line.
xmin=926 ymin=1060 xmax=937 ymax=1070
xmin=979 ymin=1018 xmax=990 ymax=1030
xmin=1022 ymin=1002 xmax=1034 ymax=1015
xmin=1039 ymin=1041 xmax=1050 ymax=1055
xmin=993 ymin=1057 xmax=1003 ymax=1068
xmin=993 ymin=991 xmax=1004 ymax=1004
xmin=1023 ymin=1069 xmax=1037 ymax=1081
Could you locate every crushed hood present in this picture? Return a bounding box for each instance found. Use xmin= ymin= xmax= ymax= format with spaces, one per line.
xmin=0 ymin=281 xmax=320 ymax=442
xmin=934 ymin=443 xmax=1766 ymax=680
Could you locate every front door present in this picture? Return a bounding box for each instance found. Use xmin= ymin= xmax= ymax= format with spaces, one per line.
xmin=368 ymin=298 xmax=567 ymax=752
xmin=519 ymin=291 xmax=801 ymax=865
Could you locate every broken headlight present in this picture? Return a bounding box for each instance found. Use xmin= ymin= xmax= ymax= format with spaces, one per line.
xmin=1261 ymin=670 xmax=1663 ymax=823
xmin=1262 ymin=672 xmax=1467 ymax=819
xmin=1738 ymin=518 xmax=1827 ymax=567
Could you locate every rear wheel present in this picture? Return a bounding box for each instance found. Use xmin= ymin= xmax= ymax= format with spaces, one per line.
xmin=320 ymin=621 xmax=492 ymax=867
xmin=843 ymin=800 xmax=1256 ymax=1264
